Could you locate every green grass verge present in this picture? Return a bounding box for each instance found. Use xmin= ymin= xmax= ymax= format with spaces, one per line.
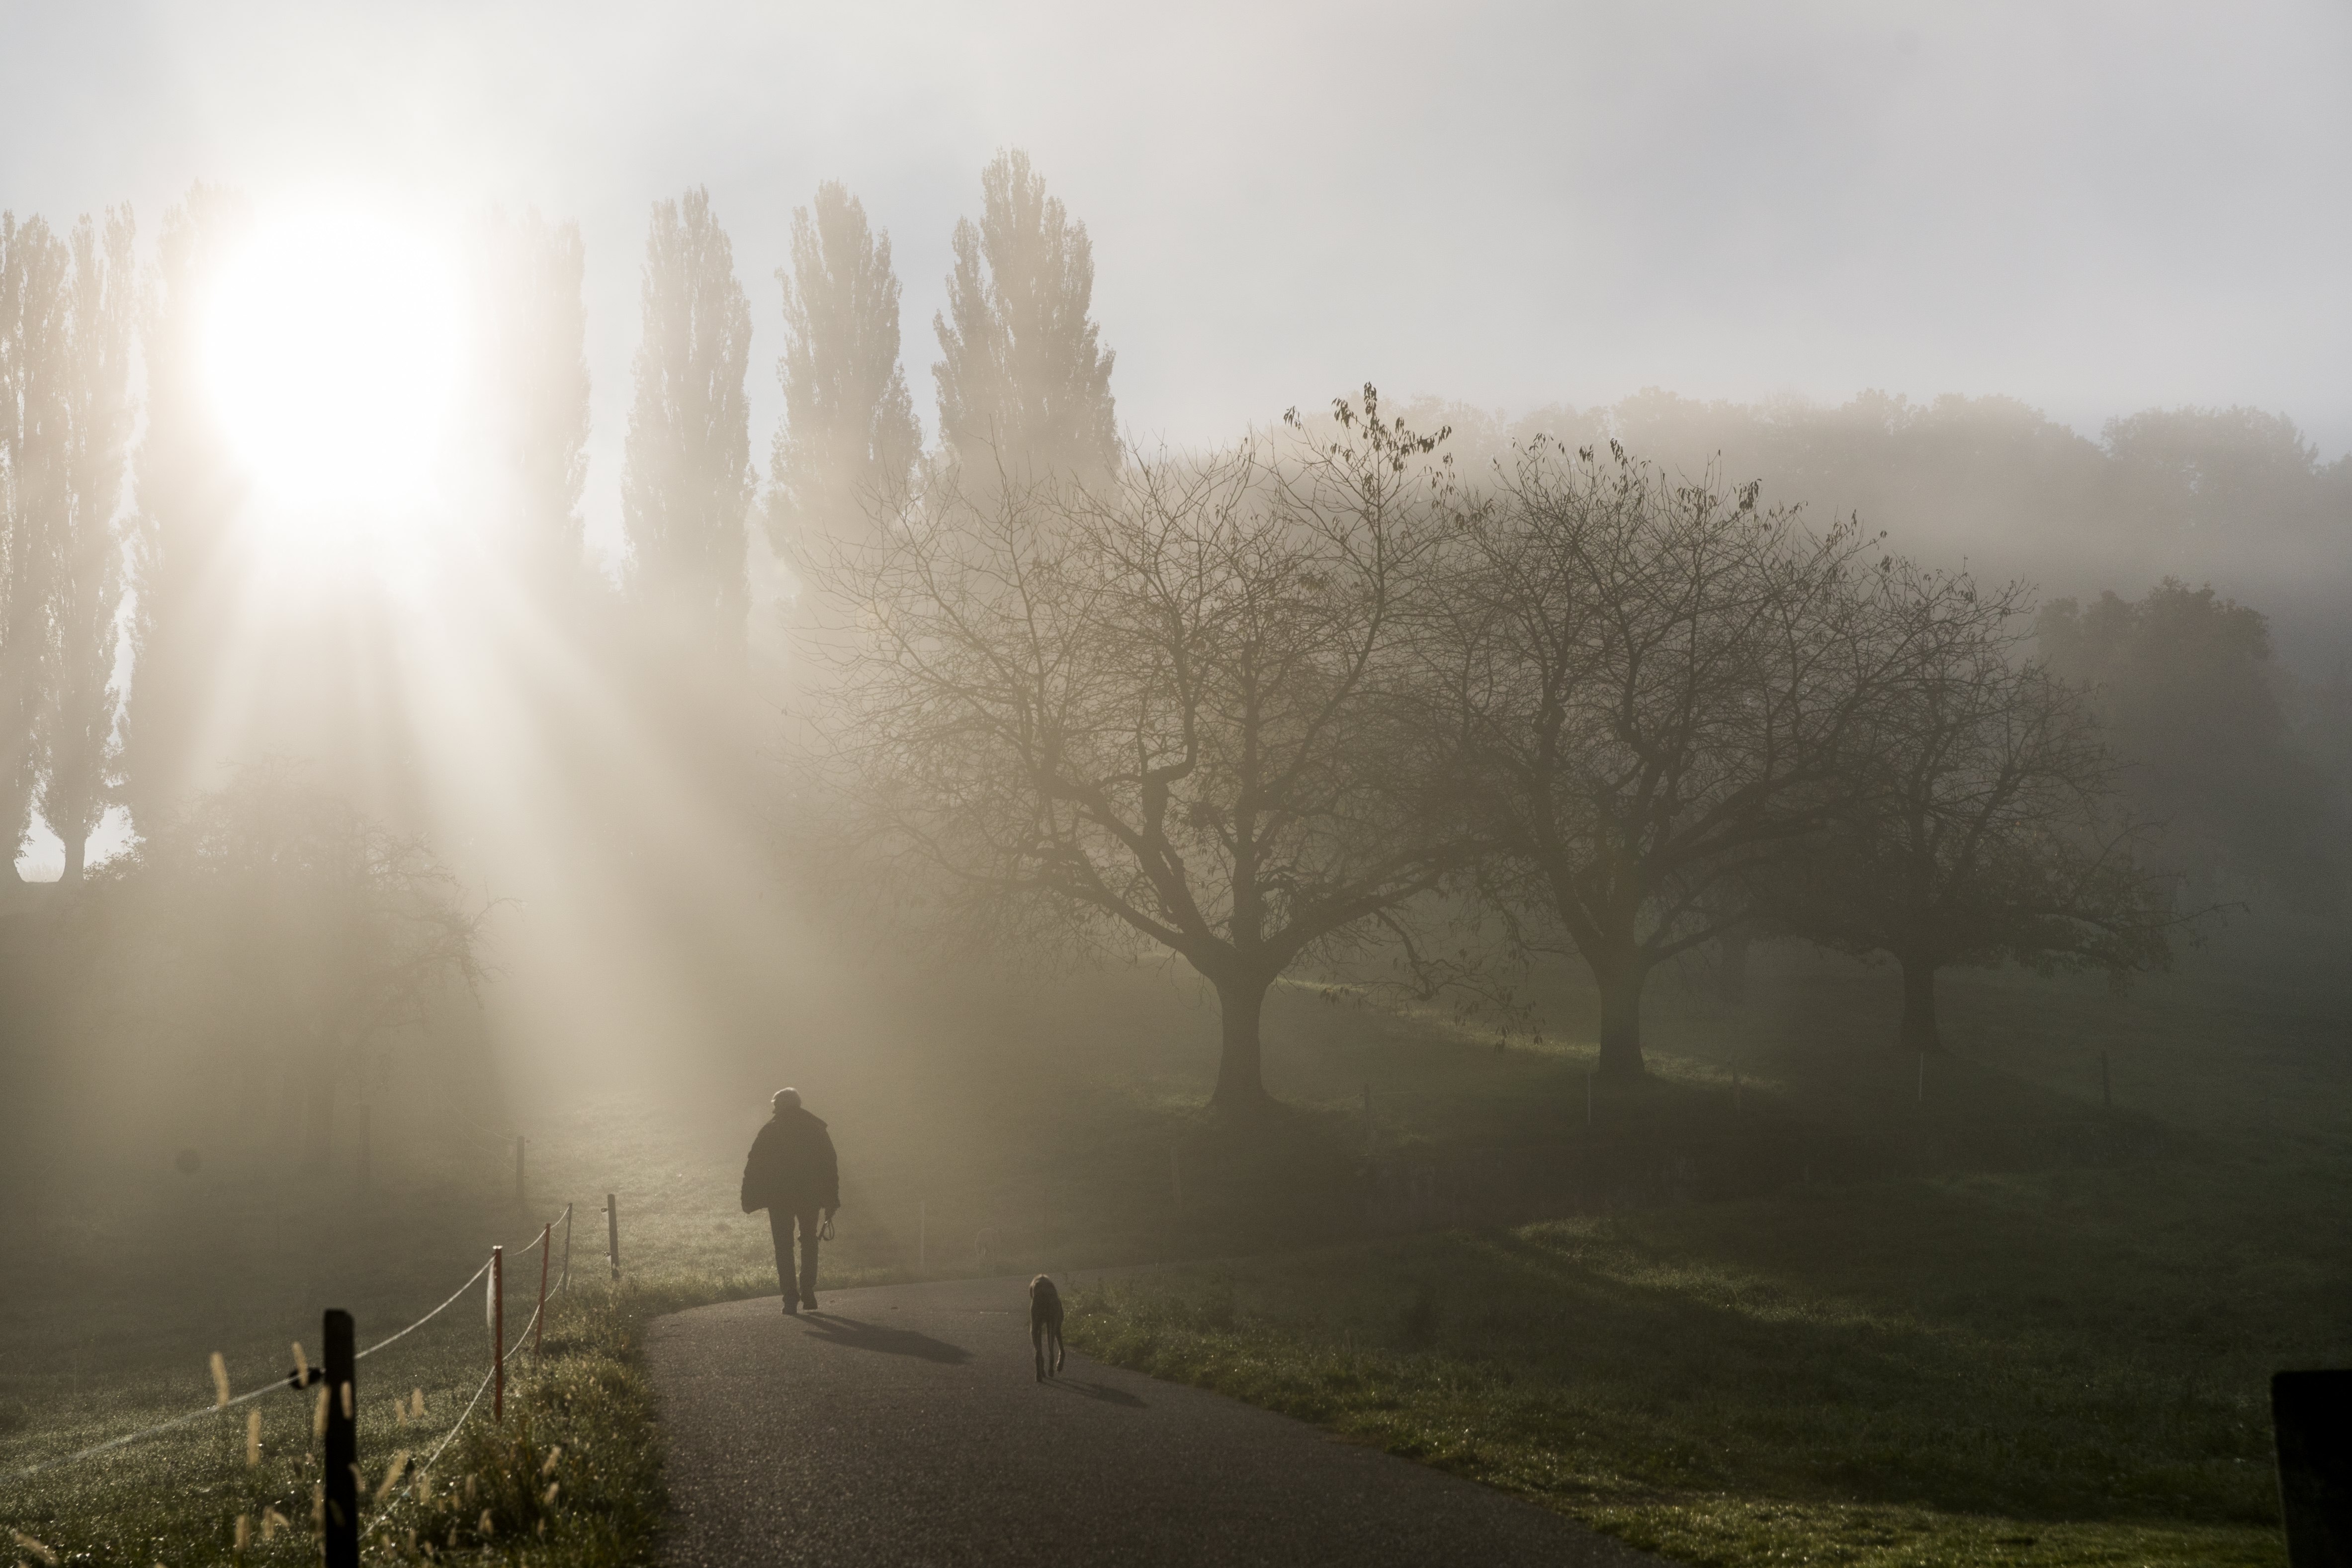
xmin=1068 ymin=1153 xmax=2345 ymax=1568
xmin=0 ymin=1270 xmax=774 ymax=1568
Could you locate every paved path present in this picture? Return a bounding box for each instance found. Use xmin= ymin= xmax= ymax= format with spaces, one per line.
xmin=648 ymin=1276 xmax=1661 ymax=1567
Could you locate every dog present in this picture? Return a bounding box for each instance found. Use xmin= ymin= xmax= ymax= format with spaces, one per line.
xmin=1029 ymin=1274 xmax=1065 ymax=1382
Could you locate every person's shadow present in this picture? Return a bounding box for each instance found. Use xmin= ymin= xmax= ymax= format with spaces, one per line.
xmin=1044 ymin=1377 xmax=1146 ymax=1408
xmin=798 ymin=1314 xmax=972 ymax=1364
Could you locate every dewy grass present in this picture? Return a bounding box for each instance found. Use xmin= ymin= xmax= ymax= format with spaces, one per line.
xmin=0 ymin=1271 xmax=770 ymax=1567
xmin=1066 ymin=1156 xmax=2343 ymax=1568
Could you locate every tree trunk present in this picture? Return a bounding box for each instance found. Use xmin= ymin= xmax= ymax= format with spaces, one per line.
xmin=1594 ymin=959 xmax=1650 ymax=1080
xmin=1210 ymin=975 xmax=1273 ymax=1108
xmin=1717 ymin=925 xmax=1752 ymax=1006
xmin=1899 ymin=954 xmax=1942 ymax=1052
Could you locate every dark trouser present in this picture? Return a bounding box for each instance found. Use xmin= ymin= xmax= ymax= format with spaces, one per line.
xmin=768 ymin=1207 xmax=820 ymax=1305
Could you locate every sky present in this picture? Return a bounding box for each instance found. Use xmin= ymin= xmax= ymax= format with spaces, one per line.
xmin=3 ymin=0 xmax=2349 ymax=568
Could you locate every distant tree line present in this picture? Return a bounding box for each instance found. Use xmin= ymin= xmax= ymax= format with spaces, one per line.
xmin=3 ymin=148 xmax=2343 ymax=1132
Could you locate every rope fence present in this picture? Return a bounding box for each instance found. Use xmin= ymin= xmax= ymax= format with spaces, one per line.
xmin=1 ymin=1197 xmax=586 ymax=1564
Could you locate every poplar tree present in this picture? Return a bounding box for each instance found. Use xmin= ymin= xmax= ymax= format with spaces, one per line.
xmin=40 ymin=208 xmax=138 ymax=882
xmin=769 ymin=182 xmax=919 ymax=547
xmin=475 ymin=208 xmax=590 ymax=600
xmin=121 ymin=184 xmax=251 ymax=838
xmin=622 ymin=187 xmax=753 ymax=658
xmin=933 ymin=150 xmax=1117 ymax=481
xmin=0 ymin=212 xmax=70 ymax=882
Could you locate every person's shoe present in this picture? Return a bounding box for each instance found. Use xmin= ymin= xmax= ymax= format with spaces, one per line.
xmin=783 ymin=1299 xmax=799 ymax=1315
xmin=800 ymin=1294 xmax=818 ymax=1311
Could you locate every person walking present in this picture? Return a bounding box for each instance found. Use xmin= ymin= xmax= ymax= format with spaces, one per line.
xmin=740 ymin=1088 xmax=840 ymax=1314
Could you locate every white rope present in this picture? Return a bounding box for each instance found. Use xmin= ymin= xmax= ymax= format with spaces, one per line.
xmin=2 ymin=1212 xmax=573 ymax=1491
xmin=355 ymin=1256 xmax=495 ymax=1363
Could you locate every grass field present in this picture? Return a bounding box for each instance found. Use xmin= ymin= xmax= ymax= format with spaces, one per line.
xmin=2 ymin=919 xmax=2347 ymax=1565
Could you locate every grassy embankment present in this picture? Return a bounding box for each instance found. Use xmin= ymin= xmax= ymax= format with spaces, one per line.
xmin=4 ymin=925 xmax=2348 ymax=1565
xmin=1064 ymin=932 xmax=2352 ymax=1568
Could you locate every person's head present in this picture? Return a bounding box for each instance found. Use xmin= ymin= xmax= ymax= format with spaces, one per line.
xmin=772 ymin=1088 xmax=801 ymax=1114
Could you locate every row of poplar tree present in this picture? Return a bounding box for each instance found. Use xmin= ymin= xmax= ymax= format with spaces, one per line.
xmin=0 ymin=150 xmax=1118 ymax=882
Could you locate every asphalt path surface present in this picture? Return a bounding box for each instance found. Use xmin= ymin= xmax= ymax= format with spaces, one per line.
xmin=648 ymin=1275 xmax=1663 ymax=1567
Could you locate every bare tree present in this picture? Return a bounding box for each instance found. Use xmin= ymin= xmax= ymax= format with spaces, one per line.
xmin=770 ymin=182 xmax=920 ymax=549
xmin=624 ymin=187 xmax=753 ymax=659
xmin=100 ymin=762 xmax=488 ymax=1168
xmin=810 ymin=392 xmax=1465 ymax=1106
xmin=933 ymin=150 xmax=1117 ymax=483
xmin=120 ymin=184 xmax=251 ymax=838
xmin=40 ymin=208 xmax=138 ymax=883
xmin=1779 ymin=563 xmax=2180 ymax=1049
xmin=0 ymin=212 xmax=70 ymax=881
xmin=1445 ymin=441 xmax=1898 ymax=1078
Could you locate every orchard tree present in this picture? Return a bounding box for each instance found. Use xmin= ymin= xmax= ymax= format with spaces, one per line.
xmin=102 ymin=763 xmax=487 ymax=1168
xmin=40 ymin=208 xmax=138 ymax=883
xmin=813 ymin=392 xmax=1466 ymax=1106
xmin=1444 ymin=441 xmax=1902 ymax=1078
xmin=2037 ymin=579 xmax=2341 ymax=907
xmin=770 ymin=181 xmax=919 ymax=548
xmin=623 ymin=186 xmax=753 ymax=659
xmin=1785 ymin=564 xmax=2179 ymax=1049
xmin=120 ymin=184 xmax=252 ymax=836
xmin=933 ymin=149 xmax=1117 ymax=482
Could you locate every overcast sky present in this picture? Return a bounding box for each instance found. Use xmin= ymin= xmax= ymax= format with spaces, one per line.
xmin=4 ymin=0 xmax=2347 ymax=559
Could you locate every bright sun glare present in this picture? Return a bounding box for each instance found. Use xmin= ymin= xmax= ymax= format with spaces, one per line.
xmin=205 ymin=212 xmax=465 ymax=519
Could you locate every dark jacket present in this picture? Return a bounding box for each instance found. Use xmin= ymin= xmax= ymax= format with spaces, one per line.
xmin=740 ymin=1106 xmax=840 ymax=1215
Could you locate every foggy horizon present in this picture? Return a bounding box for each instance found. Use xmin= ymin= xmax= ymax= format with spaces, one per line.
xmin=3 ymin=0 xmax=2346 ymax=587
xmin=3 ymin=9 xmax=2347 ymax=1567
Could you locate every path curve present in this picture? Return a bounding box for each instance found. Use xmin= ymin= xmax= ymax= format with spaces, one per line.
xmin=648 ymin=1275 xmax=1661 ymax=1567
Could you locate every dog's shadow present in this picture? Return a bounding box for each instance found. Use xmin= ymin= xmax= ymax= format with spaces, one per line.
xmin=1042 ymin=1375 xmax=1146 ymax=1408
xmin=798 ymin=1314 xmax=972 ymax=1364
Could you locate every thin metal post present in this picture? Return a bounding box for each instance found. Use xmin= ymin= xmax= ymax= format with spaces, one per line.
xmin=559 ymin=1203 xmax=573 ymax=1292
xmin=323 ymin=1309 xmax=356 ymax=1568
xmin=491 ymin=1246 xmax=505 ymax=1423
xmin=533 ymin=1223 xmax=551 ymax=1363
xmin=606 ymin=1193 xmax=619 ymax=1281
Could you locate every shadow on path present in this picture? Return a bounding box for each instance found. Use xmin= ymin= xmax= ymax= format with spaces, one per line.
xmin=1043 ymin=1377 xmax=1147 ymax=1408
xmin=798 ymin=1313 xmax=972 ymax=1364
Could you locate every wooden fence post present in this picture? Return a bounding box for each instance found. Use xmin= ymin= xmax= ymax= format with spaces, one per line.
xmin=491 ymin=1246 xmax=505 ymax=1424
xmin=323 ymin=1309 xmax=356 ymax=1568
xmin=606 ymin=1193 xmax=619 ymax=1281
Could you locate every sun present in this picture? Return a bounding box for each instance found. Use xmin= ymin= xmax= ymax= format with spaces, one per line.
xmin=204 ymin=211 xmax=466 ymax=520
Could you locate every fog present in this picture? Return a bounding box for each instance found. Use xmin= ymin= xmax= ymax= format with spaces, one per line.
xmin=5 ymin=0 xmax=2347 ymax=574
xmin=2 ymin=8 xmax=2347 ymax=1564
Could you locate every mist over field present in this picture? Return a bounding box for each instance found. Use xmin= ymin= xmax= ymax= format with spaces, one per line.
xmin=1 ymin=6 xmax=2348 ymax=1568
